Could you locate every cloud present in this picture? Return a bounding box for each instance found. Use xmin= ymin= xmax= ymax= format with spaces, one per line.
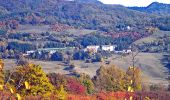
xmin=99 ymin=0 xmax=170 ymax=7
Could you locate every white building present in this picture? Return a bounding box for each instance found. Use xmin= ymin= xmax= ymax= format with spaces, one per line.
xmin=127 ymin=26 xmax=131 ymax=30
xmin=26 ymin=50 xmax=35 ymax=55
xmin=84 ymin=45 xmax=100 ymax=53
xmin=101 ymin=45 xmax=116 ymax=51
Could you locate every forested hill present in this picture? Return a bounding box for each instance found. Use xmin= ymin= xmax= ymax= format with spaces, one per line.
xmin=128 ymin=2 xmax=170 ymax=15
xmin=0 ymin=0 xmax=169 ymax=32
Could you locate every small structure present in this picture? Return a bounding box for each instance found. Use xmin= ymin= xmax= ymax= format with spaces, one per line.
xmin=101 ymin=45 xmax=116 ymax=51
xmin=26 ymin=47 xmax=75 ymax=55
xmin=127 ymin=26 xmax=131 ymax=30
xmin=114 ymin=49 xmax=132 ymax=54
xmin=123 ymin=49 xmax=132 ymax=54
xmin=84 ymin=45 xmax=100 ymax=53
xmin=26 ymin=50 xmax=35 ymax=55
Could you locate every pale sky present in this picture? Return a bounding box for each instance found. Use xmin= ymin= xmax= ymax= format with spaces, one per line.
xmin=99 ymin=0 xmax=170 ymax=7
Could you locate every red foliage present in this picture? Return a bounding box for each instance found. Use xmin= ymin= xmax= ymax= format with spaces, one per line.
xmin=96 ymin=92 xmax=134 ymax=100
xmin=48 ymin=73 xmax=86 ymax=95
xmin=66 ymin=78 xmax=86 ymax=95
xmin=0 ymin=22 xmax=5 ymax=27
xmin=67 ymin=94 xmax=92 ymax=100
xmin=0 ymin=91 xmax=16 ymax=100
xmin=50 ymin=23 xmax=74 ymax=32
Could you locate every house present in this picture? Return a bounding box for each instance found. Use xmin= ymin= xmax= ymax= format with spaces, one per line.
xmin=84 ymin=45 xmax=100 ymax=53
xmin=101 ymin=45 xmax=116 ymax=51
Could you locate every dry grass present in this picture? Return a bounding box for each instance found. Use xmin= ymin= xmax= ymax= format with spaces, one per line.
xmin=3 ymin=52 xmax=169 ymax=86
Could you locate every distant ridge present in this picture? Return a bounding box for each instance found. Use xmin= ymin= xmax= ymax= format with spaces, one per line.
xmin=74 ymin=0 xmax=103 ymax=4
xmin=128 ymin=2 xmax=170 ymax=15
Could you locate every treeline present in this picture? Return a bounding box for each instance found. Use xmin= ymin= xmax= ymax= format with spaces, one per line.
xmin=29 ymin=50 xmax=105 ymax=63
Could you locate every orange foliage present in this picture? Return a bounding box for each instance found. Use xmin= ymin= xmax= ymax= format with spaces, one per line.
xmin=67 ymin=92 xmax=135 ymax=100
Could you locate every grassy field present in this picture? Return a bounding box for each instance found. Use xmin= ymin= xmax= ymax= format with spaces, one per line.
xmin=17 ymin=25 xmax=50 ymax=33
xmin=134 ymin=30 xmax=170 ymax=45
xmin=16 ymin=25 xmax=96 ymax=36
xmin=4 ymin=52 xmax=169 ymax=86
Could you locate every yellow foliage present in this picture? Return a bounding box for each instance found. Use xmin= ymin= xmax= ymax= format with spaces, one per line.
xmin=130 ymin=88 xmax=134 ymax=92
xmin=16 ymin=93 xmax=22 ymax=100
xmin=130 ymin=96 xmax=133 ymax=100
xmin=10 ymin=87 xmax=15 ymax=94
xmin=9 ymin=64 xmax=54 ymax=96
xmin=0 ymin=84 xmax=3 ymax=90
xmin=128 ymin=86 xmax=132 ymax=92
xmin=24 ymin=81 xmax=30 ymax=89
xmin=129 ymin=66 xmax=134 ymax=69
xmin=126 ymin=67 xmax=142 ymax=91
xmin=145 ymin=96 xmax=151 ymax=100
xmin=57 ymin=85 xmax=67 ymax=100
xmin=130 ymin=80 xmax=133 ymax=84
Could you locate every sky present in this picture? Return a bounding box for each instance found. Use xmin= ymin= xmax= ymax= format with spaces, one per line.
xmin=99 ymin=0 xmax=170 ymax=7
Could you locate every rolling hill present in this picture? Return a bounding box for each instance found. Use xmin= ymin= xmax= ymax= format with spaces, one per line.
xmin=0 ymin=0 xmax=167 ymax=32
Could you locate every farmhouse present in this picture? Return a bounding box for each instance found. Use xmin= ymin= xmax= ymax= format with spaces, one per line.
xmin=84 ymin=45 xmax=100 ymax=53
xmin=101 ymin=45 xmax=116 ymax=51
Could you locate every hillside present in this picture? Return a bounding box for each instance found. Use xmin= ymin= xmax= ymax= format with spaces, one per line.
xmin=0 ymin=0 xmax=166 ymax=32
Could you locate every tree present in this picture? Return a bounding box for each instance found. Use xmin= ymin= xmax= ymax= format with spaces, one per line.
xmin=48 ymin=73 xmax=86 ymax=95
xmin=126 ymin=67 xmax=142 ymax=91
xmin=93 ymin=65 xmax=127 ymax=92
xmin=51 ymin=52 xmax=64 ymax=61
xmin=79 ymin=73 xmax=94 ymax=94
xmin=8 ymin=64 xmax=54 ymax=96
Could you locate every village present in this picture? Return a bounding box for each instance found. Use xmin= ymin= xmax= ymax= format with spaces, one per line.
xmin=26 ymin=45 xmax=132 ymax=55
xmin=24 ymin=45 xmax=132 ymax=63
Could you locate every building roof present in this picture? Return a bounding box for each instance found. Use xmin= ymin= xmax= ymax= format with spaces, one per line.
xmin=37 ymin=47 xmax=75 ymax=51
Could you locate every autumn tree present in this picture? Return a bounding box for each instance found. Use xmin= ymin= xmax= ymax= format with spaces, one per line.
xmin=48 ymin=73 xmax=86 ymax=95
xmin=126 ymin=67 xmax=142 ymax=91
xmin=93 ymin=65 xmax=127 ymax=92
xmin=78 ymin=73 xmax=94 ymax=94
xmin=8 ymin=64 xmax=54 ymax=96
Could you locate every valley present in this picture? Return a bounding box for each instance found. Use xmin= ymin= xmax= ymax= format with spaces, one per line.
xmin=0 ymin=0 xmax=170 ymax=99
